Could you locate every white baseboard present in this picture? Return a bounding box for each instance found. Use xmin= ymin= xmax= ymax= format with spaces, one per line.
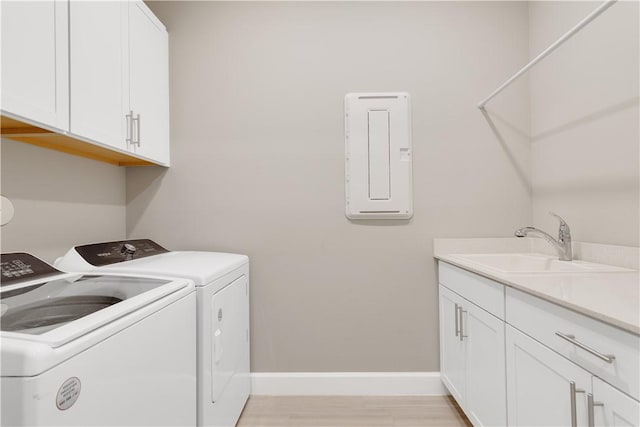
xmin=250 ymin=372 xmax=446 ymax=396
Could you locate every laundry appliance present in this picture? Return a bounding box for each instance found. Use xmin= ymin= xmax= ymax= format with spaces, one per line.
xmin=56 ymin=239 xmax=250 ymax=427
xmin=0 ymin=252 xmax=197 ymax=426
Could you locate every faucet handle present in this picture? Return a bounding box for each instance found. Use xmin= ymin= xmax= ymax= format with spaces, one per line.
xmin=549 ymin=212 xmax=571 ymax=240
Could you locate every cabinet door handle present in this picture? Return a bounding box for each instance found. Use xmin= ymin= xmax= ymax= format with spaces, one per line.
xmin=569 ymin=381 xmax=585 ymax=427
xmin=126 ymin=111 xmax=133 ymax=146
xmin=556 ymin=332 xmax=616 ymax=363
xmin=454 ymin=303 xmax=460 ymax=337
xmin=587 ymin=393 xmax=604 ymax=427
xmin=459 ymin=308 xmax=467 ymax=341
xmin=132 ymin=113 xmax=141 ymax=146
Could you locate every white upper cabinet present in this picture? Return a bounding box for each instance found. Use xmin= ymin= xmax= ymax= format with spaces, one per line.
xmin=1 ymin=0 xmax=69 ymax=131
xmin=2 ymin=0 xmax=169 ymax=166
xmin=128 ymin=1 xmax=170 ymax=166
xmin=70 ymin=0 xmax=169 ymax=165
xmin=69 ymin=1 xmax=128 ymax=151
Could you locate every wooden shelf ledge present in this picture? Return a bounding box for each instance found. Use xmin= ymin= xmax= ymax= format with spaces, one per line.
xmin=1 ymin=115 xmax=155 ymax=167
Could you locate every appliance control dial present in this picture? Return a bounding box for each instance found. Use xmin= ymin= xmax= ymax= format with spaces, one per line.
xmin=121 ymin=243 xmax=137 ymax=256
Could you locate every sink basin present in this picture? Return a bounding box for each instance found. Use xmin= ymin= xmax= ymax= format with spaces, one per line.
xmin=449 ymin=253 xmax=631 ymax=274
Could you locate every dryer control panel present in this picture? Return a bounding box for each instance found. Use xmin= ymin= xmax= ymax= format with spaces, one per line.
xmin=1 ymin=253 xmax=61 ymax=287
xmin=74 ymin=239 xmax=169 ymax=266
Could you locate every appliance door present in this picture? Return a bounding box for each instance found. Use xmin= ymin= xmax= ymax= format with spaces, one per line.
xmin=211 ymin=274 xmax=248 ymax=402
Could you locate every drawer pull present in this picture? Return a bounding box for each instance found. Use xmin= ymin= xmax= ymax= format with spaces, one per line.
xmin=556 ymin=332 xmax=616 ymax=363
xmin=454 ymin=303 xmax=460 ymax=337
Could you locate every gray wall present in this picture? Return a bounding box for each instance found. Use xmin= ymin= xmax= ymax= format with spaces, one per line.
xmin=0 ymin=139 xmax=126 ymax=262
xmin=5 ymin=0 xmax=633 ymax=374
xmin=529 ymin=1 xmax=639 ymax=246
xmin=128 ymin=1 xmax=532 ymax=372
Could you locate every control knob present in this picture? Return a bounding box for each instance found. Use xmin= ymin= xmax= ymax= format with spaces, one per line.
xmin=121 ymin=243 xmax=137 ymax=257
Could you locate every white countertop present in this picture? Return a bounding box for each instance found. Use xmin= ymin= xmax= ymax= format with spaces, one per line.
xmin=434 ymin=239 xmax=640 ymax=336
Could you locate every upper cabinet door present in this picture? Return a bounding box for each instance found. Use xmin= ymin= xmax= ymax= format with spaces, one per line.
xmin=128 ymin=1 xmax=170 ymax=166
xmin=69 ymin=1 xmax=128 ymax=150
xmin=1 ymin=0 xmax=69 ymax=131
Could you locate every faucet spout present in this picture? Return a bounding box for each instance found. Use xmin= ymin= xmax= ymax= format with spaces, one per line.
xmin=514 ymin=213 xmax=573 ymax=261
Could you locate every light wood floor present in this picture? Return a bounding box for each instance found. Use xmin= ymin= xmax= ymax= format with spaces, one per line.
xmin=237 ymin=395 xmax=472 ymax=427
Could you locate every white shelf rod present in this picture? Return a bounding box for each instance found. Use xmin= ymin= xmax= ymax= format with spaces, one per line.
xmin=477 ymin=0 xmax=618 ymax=109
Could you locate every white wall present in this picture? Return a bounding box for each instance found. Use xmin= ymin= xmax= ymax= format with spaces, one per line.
xmin=529 ymin=1 xmax=639 ymax=246
xmin=127 ymin=1 xmax=532 ymax=372
xmin=0 ymin=139 xmax=126 ymax=262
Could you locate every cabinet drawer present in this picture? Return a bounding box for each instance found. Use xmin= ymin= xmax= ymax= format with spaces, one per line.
xmin=438 ymin=262 xmax=504 ymax=319
xmin=506 ymin=287 xmax=640 ymax=400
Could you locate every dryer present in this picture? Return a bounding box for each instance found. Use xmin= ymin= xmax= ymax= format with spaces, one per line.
xmin=0 ymin=252 xmax=197 ymax=426
xmin=56 ymin=239 xmax=250 ymax=427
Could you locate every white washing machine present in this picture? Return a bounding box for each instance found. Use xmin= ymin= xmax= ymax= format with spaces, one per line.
xmin=56 ymin=239 xmax=250 ymax=427
xmin=0 ymin=252 xmax=197 ymax=426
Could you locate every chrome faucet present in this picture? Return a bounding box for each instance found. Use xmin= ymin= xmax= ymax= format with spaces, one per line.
xmin=514 ymin=212 xmax=573 ymax=261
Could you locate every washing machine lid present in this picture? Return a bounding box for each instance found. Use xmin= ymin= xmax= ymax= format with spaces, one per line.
xmin=88 ymin=252 xmax=248 ymax=285
xmin=57 ymin=240 xmax=248 ymax=286
xmin=1 ymin=253 xmax=186 ymax=348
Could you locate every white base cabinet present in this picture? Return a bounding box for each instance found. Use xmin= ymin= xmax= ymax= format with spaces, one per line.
xmin=439 ymin=286 xmax=466 ymax=404
xmin=592 ymin=377 xmax=639 ymax=427
xmin=439 ymin=284 xmax=506 ymax=427
xmin=464 ymin=300 xmax=506 ymax=426
xmin=506 ymin=326 xmax=640 ymax=427
xmin=506 ymin=325 xmax=591 ymax=427
xmin=438 ymin=261 xmax=640 ymax=427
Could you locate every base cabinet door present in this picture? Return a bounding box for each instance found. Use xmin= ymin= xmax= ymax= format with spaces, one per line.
xmin=506 ymin=325 xmax=592 ymax=427
xmin=464 ymin=301 xmax=506 ymax=426
xmin=439 ymin=285 xmax=466 ymax=405
xmin=592 ymin=377 xmax=639 ymax=427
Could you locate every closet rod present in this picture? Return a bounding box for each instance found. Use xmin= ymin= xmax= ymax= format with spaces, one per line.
xmin=477 ymin=0 xmax=618 ymax=109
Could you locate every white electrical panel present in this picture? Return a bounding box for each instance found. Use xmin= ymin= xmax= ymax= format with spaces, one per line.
xmin=344 ymin=92 xmax=413 ymax=220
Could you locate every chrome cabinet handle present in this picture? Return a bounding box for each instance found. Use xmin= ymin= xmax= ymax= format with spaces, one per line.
xmin=132 ymin=113 xmax=141 ymax=146
xmin=126 ymin=111 xmax=133 ymax=146
xmin=587 ymin=393 xmax=604 ymax=427
xmin=454 ymin=303 xmax=460 ymax=337
xmin=459 ymin=309 xmax=467 ymax=341
xmin=556 ymin=332 xmax=616 ymax=363
xmin=570 ymin=381 xmax=585 ymax=427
